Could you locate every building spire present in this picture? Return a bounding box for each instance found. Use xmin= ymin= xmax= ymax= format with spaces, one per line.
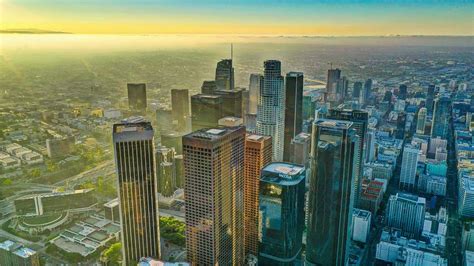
xmin=231 ymin=43 xmax=233 ymax=61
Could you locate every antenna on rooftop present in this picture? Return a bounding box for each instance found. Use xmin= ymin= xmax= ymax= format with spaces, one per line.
xmin=231 ymin=43 xmax=233 ymax=61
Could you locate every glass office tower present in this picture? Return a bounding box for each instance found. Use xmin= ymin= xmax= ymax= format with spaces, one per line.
xmin=306 ymin=119 xmax=359 ymax=266
xmin=258 ymin=162 xmax=305 ymax=266
xmin=326 ymin=108 xmax=368 ymax=208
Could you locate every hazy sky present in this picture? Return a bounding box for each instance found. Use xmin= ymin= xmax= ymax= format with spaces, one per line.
xmin=1 ymin=0 xmax=473 ymax=35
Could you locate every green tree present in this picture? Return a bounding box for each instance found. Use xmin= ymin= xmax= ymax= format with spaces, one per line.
xmin=102 ymin=242 xmax=122 ymax=265
xmin=29 ymin=168 xmax=41 ymax=178
xmin=2 ymin=178 xmax=12 ymax=186
xmin=46 ymin=161 xmax=58 ymax=172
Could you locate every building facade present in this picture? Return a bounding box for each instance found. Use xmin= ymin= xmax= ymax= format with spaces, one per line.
xmin=416 ymin=107 xmax=427 ymax=135
xmin=283 ymin=72 xmax=304 ymax=161
xmin=327 ymin=108 xmax=368 ymax=207
xmin=258 ymin=163 xmax=306 ymax=265
xmin=399 ymin=144 xmax=421 ymax=190
xmin=127 ymin=83 xmax=147 ymax=114
xmin=171 ymin=89 xmax=190 ymax=132
xmin=215 ymin=59 xmax=234 ymax=91
xmin=243 ymin=134 xmax=272 ymax=258
xmin=190 ymin=94 xmax=223 ymax=131
xmin=387 ymin=193 xmax=426 ymax=238
xmin=306 ymin=119 xmax=359 ymax=266
xmin=112 ymin=118 xmax=161 ymax=264
xmin=256 ymin=60 xmax=285 ymax=161
xmin=183 ymin=127 xmax=245 ymax=265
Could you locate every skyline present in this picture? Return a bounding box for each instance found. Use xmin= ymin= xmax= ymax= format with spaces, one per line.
xmin=1 ymin=0 xmax=473 ymax=36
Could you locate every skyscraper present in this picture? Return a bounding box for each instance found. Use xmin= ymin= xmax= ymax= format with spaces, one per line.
xmin=191 ymin=94 xmax=223 ymax=131
xmin=259 ymin=162 xmax=305 ymax=265
xmin=201 ymin=80 xmax=217 ymax=94
xmin=127 ymin=83 xmax=147 ymax=113
xmin=362 ymin=79 xmax=373 ymax=105
xmin=212 ymin=89 xmax=243 ymax=118
xmin=353 ymin=81 xmax=362 ymax=100
xmin=399 ymin=143 xmax=420 ymax=190
xmin=256 ymin=60 xmax=285 ymax=161
xmin=171 ymin=89 xmax=190 ymax=132
xmin=387 ymin=193 xmax=426 ymax=238
xmin=243 ymin=134 xmax=272 ymax=258
xmin=183 ymin=127 xmax=245 ymax=265
xmin=399 ymin=84 xmax=408 ymax=100
xmin=326 ymin=68 xmax=341 ymax=103
xmin=248 ymin=74 xmax=262 ymax=114
xmin=156 ymin=146 xmax=176 ymax=197
xmin=215 ymin=59 xmax=234 ymax=91
xmin=426 ymin=85 xmax=436 ymax=113
xmin=416 ymin=107 xmax=427 ymax=135
xmin=327 ymin=108 xmax=368 ymax=207
xmin=112 ymin=117 xmax=160 ymax=264
xmin=283 ymin=72 xmax=304 ymax=161
xmin=431 ymin=96 xmax=451 ymax=139
xmin=306 ymin=119 xmax=359 ymax=266
xmin=366 ymin=129 xmax=376 ymax=163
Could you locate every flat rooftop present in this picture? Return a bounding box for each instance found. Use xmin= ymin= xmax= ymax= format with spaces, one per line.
xmin=261 ymin=162 xmax=305 ymax=186
xmin=184 ymin=126 xmax=244 ymax=141
xmin=315 ymin=118 xmax=353 ymax=130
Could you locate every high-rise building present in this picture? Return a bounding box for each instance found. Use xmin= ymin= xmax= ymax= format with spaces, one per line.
xmin=431 ymin=97 xmax=451 ymax=139
xmin=283 ymin=72 xmax=304 ymax=161
xmin=337 ymin=76 xmax=349 ymax=102
xmin=459 ymin=176 xmax=474 ymax=218
xmin=289 ymin=132 xmax=311 ymax=168
xmin=201 ymin=80 xmax=217 ymax=94
xmin=387 ymin=193 xmax=426 ymax=238
xmin=426 ymin=85 xmax=435 ymax=113
xmin=215 ymin=59 xmax=234 ymax=91
xmin=416 ymin=107 xmax=427 ymax=135
xmin=366 ymin=129 xmax=376 ymax=163
xmin=0 ymin=240 xmax=40 ymax=266
xmin=327 ymin=108 xmax=368 ymax=207
xmin=243 ymin=134 xmax=272 ymax=258
xmin=183 ymin=127 xmax=245 ymax=265
xmin=399 ymin=144 xmax=420 ymax=190
xmin=160 ymin=131 xmax=185 ymax=155
xmin=212 ymin=89 xmax=243 ymax=118
xmin=112 ymin=117 xmax=161 ymax=264
xmin=256 ymin=60 xmax=285 ymax=161
xmin=306 ymin=119 xmax=359 ymax=266
xmin=353 ymin=81 xmax=362 ymax=100
xmin=362 ymin=79 xmax=373 ymax=105
xmin=191 ymin=94 xmax=223 ymax=131
xmin=259 ymin=163 xmax=306 ymax=265
xmin=248 ymin=74 xmax=262 ymax=114
xmin=326 ymin=68 xmax=341 ymax=102
xmin=174 ymin=154 xmax=184 ymax=189
xmin=395 ymin=112 xmax=407 ymax=139
xmin=156 ymin=146 xmax=176 ymax=197
xmin=399 ymin=84 xmax=408 ymax=100
xmin=127 ymin=83 xmax=147 ymax=113
xmin=171 ymin=89 xmax=190 ymax=132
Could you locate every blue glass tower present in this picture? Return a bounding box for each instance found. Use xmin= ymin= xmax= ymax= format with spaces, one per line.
xmin=258 ymin=162 xmax=305 ymax=266
xmin=306 ymin=119 xmax=359 ymax=266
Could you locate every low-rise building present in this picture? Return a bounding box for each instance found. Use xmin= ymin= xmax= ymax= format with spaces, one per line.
xmin=0 ymin=240 xmax=40 ymax=266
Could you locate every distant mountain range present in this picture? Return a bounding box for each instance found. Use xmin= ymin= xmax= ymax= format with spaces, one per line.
xmin=0 ymin=28 xmax=71 ymax=34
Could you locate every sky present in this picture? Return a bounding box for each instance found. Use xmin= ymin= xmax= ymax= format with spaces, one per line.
xmin=1 ymin=0 xmax=473 ymax=35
